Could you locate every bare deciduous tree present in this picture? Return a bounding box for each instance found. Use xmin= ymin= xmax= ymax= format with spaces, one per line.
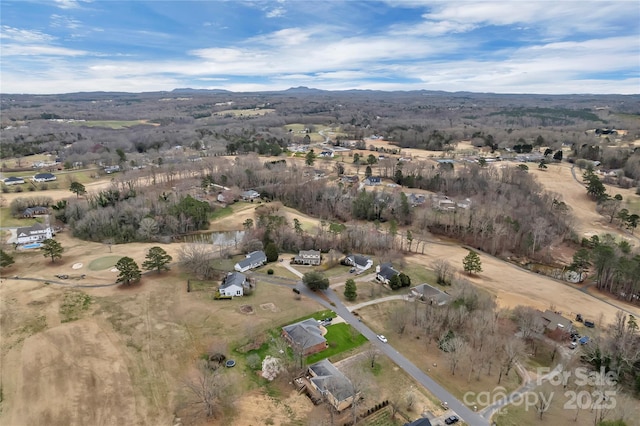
xmin=498 ymin=337 xmax=525 ymax=384
xmin=184 ymin=360 xmax=228 ymax=419
xmin=178 ymin=243 xmax=216 ymax=279
xmin=442 ymin=336 xmax=466 ymax=376
xmin=432 ymin=258 xmax=454 ymax=285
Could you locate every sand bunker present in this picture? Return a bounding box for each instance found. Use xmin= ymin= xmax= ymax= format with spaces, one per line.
xmin=72 ymin=263 xmax=83 ymax=269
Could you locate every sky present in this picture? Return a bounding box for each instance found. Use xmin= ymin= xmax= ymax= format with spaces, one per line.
xmin=1 ymin=0 xmax=639 ymax=94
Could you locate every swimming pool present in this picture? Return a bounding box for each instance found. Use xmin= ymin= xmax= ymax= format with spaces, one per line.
xmin=22 ymin=243 xmax=42 ymax=249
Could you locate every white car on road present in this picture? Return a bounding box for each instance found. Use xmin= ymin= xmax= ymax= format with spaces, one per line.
xmin=377 ymin=334 xmax=388 ymax=343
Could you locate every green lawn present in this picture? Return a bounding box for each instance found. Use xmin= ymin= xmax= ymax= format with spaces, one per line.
xmin=0 ymin=207 xmax=39 ymax=227
xmin=402 ymin=264 xmax=439 ymax=286
xmin=307 ymin=322 xmax=368 ymax=364
xmin=88 ymin=255 xmax=124 ymax=271
xmin=210 ymin=205 xmax=233 ymax=220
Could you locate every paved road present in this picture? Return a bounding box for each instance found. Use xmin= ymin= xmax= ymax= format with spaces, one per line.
xmin=291 ymin=282 xmax=490 ymax=426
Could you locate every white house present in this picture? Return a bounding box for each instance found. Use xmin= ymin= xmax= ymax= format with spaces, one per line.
xmin=292 ymin=250 xmax=321 ymax=266
xmin=364 ymin=176 xmax=381 ymax=186
xmin=234 ymin=250 xmax=267 ymax=272
xmin=219 ymin=272 xmax=248 ymax=297
xmin=32 ymin=173 xmax=56 ymax=183
xmin=376 ymin=263 xmax=400 ymax=284
xmin=343 ymin=254 xmax=373 ymax=273
xmin=3 ymin=176 xmax=25 ymax=185
xmin=16 ymin=223 xmax=53 ymax=244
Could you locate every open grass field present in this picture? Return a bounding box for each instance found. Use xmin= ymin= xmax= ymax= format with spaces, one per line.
xmin=282 ymin=123 xmax=325 ymax=142
xmin=0 ymin=207 xmax=39 ymax=227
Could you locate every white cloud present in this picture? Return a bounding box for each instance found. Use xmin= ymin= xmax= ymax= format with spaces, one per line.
xmin=421 ymin=2 xmax=637 ymax=36
xmin=1 ymin=44 xmax=89 ymax=56
xmin=247 ymin=27 xmax=313 ymax=46
xmin=50 ymin=14 xmax=82 ymax=30
xmin=0 ymin=26 xmax=54 ymax=43
xmin=53 ymin=0 xmax=93 ymax=10
xmin=266 ymin=7 xmax=285 ymax=18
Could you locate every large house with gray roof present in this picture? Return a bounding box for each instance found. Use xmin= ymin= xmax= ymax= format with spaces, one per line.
xmin=219 ymin=272 xmax=248 ymax=297
xmin=308 ymin=359 xmax=360 ymax=412
xmin=281 ymin=318 xmax=328 ymax=356
xmin=234 ymin=250 xmax=267 ymax=272
xmin=16 ymin=223 xmax=53 ymax=245
xmin=292 ymin=250 xmax=321 ymax=266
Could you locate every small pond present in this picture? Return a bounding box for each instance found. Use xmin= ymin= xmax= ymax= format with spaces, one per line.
xmin=182 ymin=230 xmax=244 ymax=246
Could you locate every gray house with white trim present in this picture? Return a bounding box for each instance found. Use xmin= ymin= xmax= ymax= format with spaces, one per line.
xmin=234 ymin=250 xmax=267 ymax=272
xmin=219 ymin=272 xmax=248 ymax=297
xmin=16 ymin=223 xmax=53 ymax=244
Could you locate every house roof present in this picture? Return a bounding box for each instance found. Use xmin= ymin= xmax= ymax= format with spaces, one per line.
xmin=299 ymin=250 xmax=320 ymax=257
xmin=17 ymin=223 xmax=49 ymax=236
xmin=347 ymin=254 xmax=371 ymax=269
xmin=540 ymin=310 xmax=573 ymax=331
xmin=34 ymin=173 xmax=55 ymax=179
xmin=220 ymin=272 xmax=246 ymax=290
xmin=4 ymin=176 xmax=24 ymax=182
xmin=24 ymin=206 xmax=48 ymax=214
xmin=236 ymin=250 xmax=267 ymax=269
xmin=308 ymin=359 xmax=354 ymax=402
xmin=242 ymin=190 xmax=260 ymax=198
xmin=366 ymin=176 xmax=381 ymax=182
xmin=378 ymin=263 xmax=400 ymax=281
xmin=282 ymin=318 xmax=326 ymax=351
xmin=412 ymin=283 xmax=451 ymax=305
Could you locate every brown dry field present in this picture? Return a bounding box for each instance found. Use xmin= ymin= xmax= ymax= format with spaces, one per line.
xmin=3 ymin=144 xmax=640 ymax=425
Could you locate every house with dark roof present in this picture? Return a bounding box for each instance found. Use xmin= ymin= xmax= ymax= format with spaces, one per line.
xmin=293 ymin=250 xmax=321 ymax=266
xmin=16 ymin=223 xmax=53 ymax=245
xmin=409 ymin=193 xmax=426 ymax=206
xmin=22 ymin=206 xmax=49 ymax=218
xmin=343 ymin=254 xmax=373 ymax=273
xmin=340 ymin=175 xmax=359 ymax=184
xmin=219 ymin=272 xmax=248 ymax=297
xmin=319 ymin=150 xmax=334 ymax=158
xmin=32 ymin=173 xmax=56 ymax=182
xmin=281 ymin=318 xmax=328 ymax=356
xmin=376 ymin=263 xmax=400 ymax=285
xmin=364 ymin=176 xmax=381 ymax=186
xmin=539 ymin=310 xmax=574 ymax=333
xmin=234 ymin=250 xmax=267 ymax=272
xmin=308 ymin=359 xmax=359 ymax=412
xmin=241 ymin=190 xmax=260 ymax=201
xmin=410 ymin=284 xmax=451 ymax=306
xmin=3 ymin=176 xmax=25 ymax=185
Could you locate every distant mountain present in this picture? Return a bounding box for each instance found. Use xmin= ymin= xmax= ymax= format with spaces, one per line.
xmin=282 ymin=86 xmax=327 ymax=94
